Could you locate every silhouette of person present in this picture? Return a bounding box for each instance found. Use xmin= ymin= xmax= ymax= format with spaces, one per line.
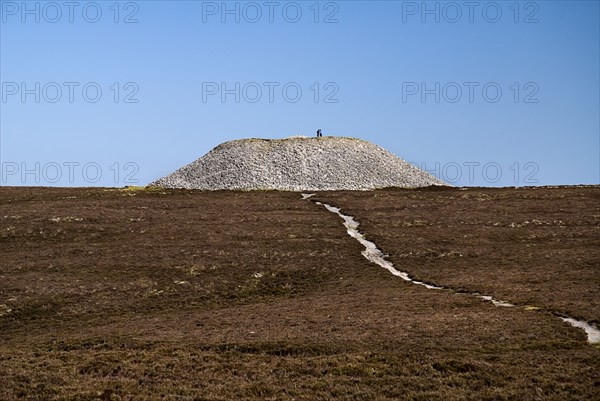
xmin=317 ymin=129 xmax=322 ymax=137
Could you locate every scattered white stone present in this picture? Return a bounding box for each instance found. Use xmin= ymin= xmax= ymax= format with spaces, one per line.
xmin=0 ymin=304 xmax=12 ymax=316
xmin=49 ymin=217 xmax=83 ymax=223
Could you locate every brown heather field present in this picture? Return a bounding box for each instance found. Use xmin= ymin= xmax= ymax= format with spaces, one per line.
xmin=0 ymin=186 xmax=599 ymax=400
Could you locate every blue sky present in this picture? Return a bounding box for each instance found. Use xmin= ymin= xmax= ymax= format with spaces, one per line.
xmin=1 ymin=0 xmax=599 ymax=187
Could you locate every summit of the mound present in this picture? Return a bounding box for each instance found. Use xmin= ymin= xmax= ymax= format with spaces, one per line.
xmin=151 ymin=137 xmax=447 ymax=191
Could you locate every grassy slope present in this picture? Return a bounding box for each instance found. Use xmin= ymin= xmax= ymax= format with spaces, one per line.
xmin=317 ymin=186 xmax=600 ymax=323
xmin=0 ymin=187 xmax=598 ymax=400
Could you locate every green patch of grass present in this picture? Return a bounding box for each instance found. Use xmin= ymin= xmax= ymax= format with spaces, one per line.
xmin=121 ymin=185 xmax=163 ymax=192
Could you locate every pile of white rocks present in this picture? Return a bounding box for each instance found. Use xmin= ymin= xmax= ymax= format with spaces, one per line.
xmin=150 ymin=137 xmax=447 ymax=190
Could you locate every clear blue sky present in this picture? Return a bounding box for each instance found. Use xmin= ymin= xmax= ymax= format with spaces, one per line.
xmin=1 ymin=0 xmax=599 ymax=187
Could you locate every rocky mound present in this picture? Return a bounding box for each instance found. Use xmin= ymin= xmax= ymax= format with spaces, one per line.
xmin=150 ymin=137 xmax=447 ymax=190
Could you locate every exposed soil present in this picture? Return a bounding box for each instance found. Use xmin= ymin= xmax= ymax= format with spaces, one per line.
xmin=1 ymin=186 xmax=599 ymax=400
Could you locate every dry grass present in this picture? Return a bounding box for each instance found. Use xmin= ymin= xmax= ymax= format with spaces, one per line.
xmin=1 ymin=186 xmax=599 ymax=400
xmin=316 ymin=186 xmax=600 ymax=323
